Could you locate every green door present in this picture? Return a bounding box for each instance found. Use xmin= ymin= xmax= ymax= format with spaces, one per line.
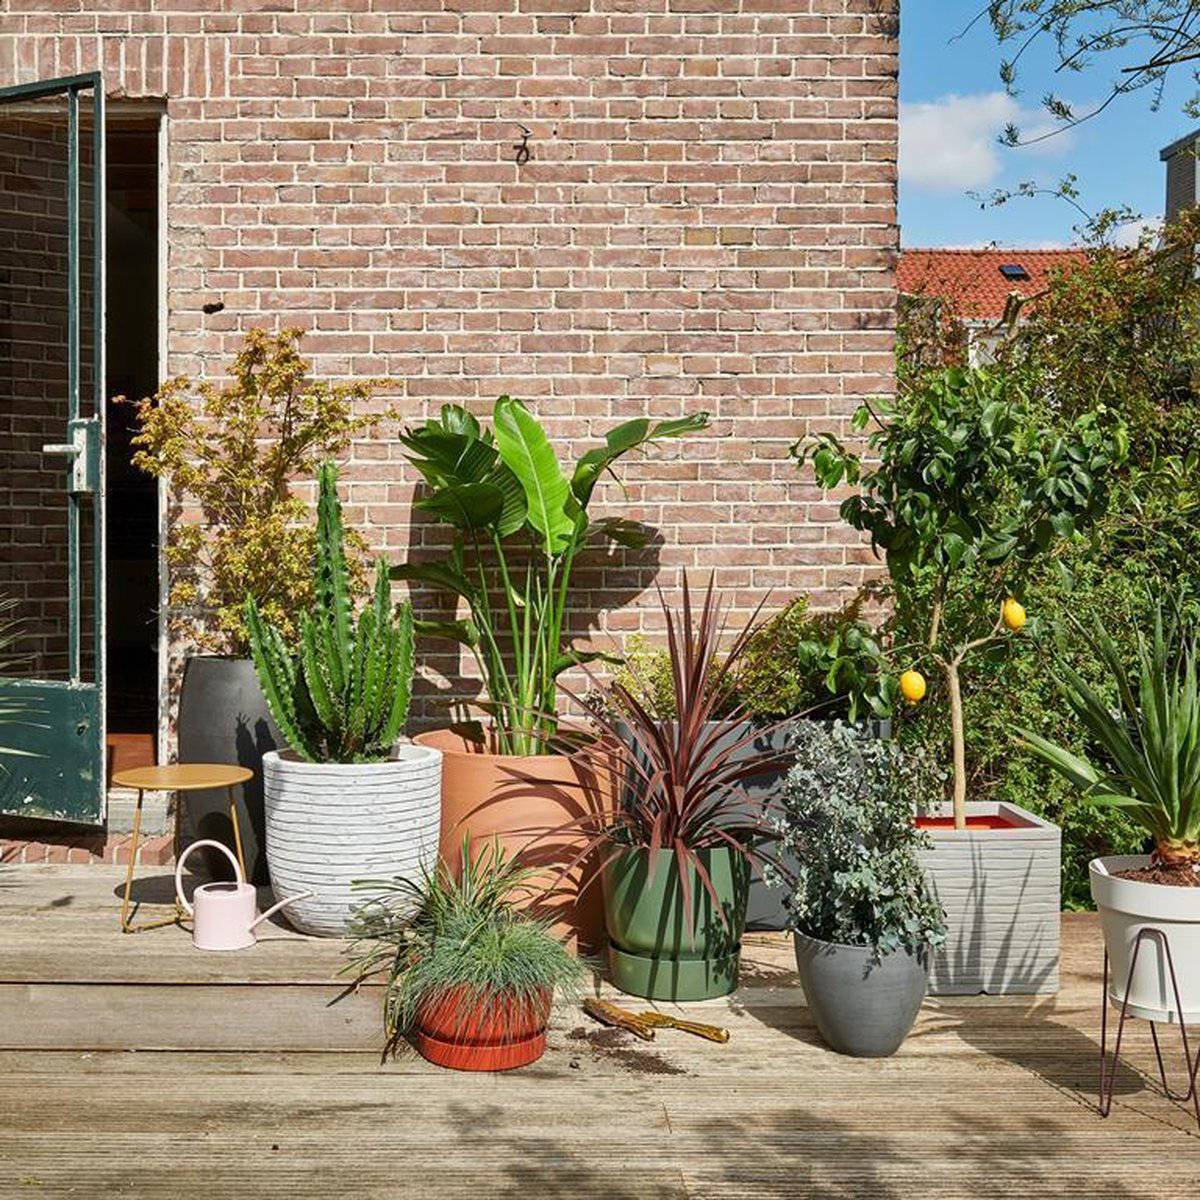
xmin=0 ymin=74 xmax=106 ymax=822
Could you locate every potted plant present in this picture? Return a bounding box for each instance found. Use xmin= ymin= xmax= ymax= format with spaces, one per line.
xmin=1020 ymin=603 xmax=1200 ymax=1022
xmin=778 ymin=722 xmax=946 ymax=1057
xmin=606 ymin=596 xmax=894 ymax=931
xmin=130 ymin=328 xmax=389 ymax=880
xmin=796 ymin=365 xmax=1128 ymax=993
xmin=575 ymin=574 xmax=781 ymax=1001
xmin=246 ymin=462 xmax=441 ymax=936
xmin=396 ymin=397 xmax=707 ymax=948
xmin=347 ymin=837 xmax=587 ymax=1071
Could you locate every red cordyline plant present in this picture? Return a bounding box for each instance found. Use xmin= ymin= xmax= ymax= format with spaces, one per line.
xmin=560 ymin=573 xmax=794 ymax=914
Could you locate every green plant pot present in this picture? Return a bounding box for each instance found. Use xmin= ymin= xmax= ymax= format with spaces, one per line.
xmin=602 ymin=845 xmax=750 ymax=1001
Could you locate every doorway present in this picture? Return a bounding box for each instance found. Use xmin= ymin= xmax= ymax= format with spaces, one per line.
xmin=104 ymin=116 xmax=161 ymax=780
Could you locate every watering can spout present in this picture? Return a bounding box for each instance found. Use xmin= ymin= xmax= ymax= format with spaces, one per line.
xmin=248 ymin=891 xmax=313 ymax=932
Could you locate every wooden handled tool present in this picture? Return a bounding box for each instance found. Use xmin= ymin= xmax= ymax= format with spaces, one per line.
xmin=582 ymin=997 xmax=656 ymax=1041
xmin=636 ymin=1011 xmax=730 ymax=1044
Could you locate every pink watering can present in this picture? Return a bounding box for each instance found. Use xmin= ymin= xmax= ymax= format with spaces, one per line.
xmin=175 ymin=840 xmax=310 ymax=951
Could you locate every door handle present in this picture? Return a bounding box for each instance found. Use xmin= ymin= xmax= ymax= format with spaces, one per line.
xmin=41 ymin=419 xmax=99 ymax=495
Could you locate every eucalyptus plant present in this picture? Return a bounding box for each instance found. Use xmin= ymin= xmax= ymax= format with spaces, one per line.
xmin=776 ymin=722 xmax=946 ymax=957
xmin=246 ymin=463 xmax=414 ymax=763
xmin=395 ymin=396 xmax=708 ymax=755
xmin=1019 ymin=604 xmax=1200 ymax=872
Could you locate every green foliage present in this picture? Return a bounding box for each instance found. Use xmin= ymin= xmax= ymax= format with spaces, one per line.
xmin=247 ymin=463 xmax=414 ymax=764
xmin=774 ymin=722 xmax=946 ymax=956
xmin=1001 ymin=209 xmax=1200 ymax=451
xmin=798 ymin=367 xmax=1127 ymax=585
xmin=744 ymin=598 xmax=895 ymax=723
xmin=1019 ymin=603 xmax=1200 ymax=865
xmin=795 ymin=364 xmax=1129 ymax=823
xmin=130 ymin=328 xmax=387 ymax=654
xmin=890 ymin=215 xmax=1200 ymax=905
xmin=395 ymin=398 xmax=708 ymax=755
xmin=346 ymin=837 xmax=588 ymax=1053
xmin=607 ymin=597 xmax=894 ymax=724
xmin=987 ymin=2 xmax=1200 ymax=140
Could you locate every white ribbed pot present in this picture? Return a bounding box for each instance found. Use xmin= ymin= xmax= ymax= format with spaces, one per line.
xmin=262 ymin=743 xmax=443 ymax=937
xmin=1091 ymin=855 xmax=1200 ymax=1024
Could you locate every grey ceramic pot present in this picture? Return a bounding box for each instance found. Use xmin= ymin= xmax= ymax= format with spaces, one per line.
xmin=793 ymin=931 xmax=928 ymax=1057
xmin=178 ymin=656 xmax=280 ymax=884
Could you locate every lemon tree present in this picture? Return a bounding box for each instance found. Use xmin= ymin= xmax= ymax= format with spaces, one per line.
xmin=795 ymin=366 xmax=1128 ymax=829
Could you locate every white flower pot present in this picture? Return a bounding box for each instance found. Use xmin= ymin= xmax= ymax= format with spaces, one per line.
xmin=1091 ymin=855 xmax=1200 ymax=1024
xmin=917 ymin=801 xmax=1061 ymax=995
xmin=262 ymin=744 xmax=443 ymax=937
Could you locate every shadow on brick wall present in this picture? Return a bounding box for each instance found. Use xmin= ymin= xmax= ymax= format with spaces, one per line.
xmin=399 ymin=494 xmax=663 ymax=730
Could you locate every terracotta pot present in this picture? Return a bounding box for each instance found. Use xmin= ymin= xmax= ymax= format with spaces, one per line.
xmin=415 ymin=985 xmax=552 ymax=1072
xmin=413 ymin=726 xmax=618 ymax=953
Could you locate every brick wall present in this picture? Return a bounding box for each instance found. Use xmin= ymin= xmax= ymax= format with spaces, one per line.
xmin=0 ymin=104 xmax=98 ymax=683
xmin=0 ymin=1 xmax=898 ymax=721
xmin=0 ymin=113 xmax=73 ymax=679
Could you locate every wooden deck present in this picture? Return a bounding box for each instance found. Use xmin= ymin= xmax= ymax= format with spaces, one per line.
xmin=2 ymin=864 xmax=1198 ymax=1199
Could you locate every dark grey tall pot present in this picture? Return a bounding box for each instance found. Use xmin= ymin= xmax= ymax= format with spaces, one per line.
xmin=793 ymin=931 xmax=928 ymax=1057
xmin=178 ymin=656 xmax=280 ymax=884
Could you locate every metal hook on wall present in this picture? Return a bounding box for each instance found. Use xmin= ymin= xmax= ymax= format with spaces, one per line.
xmin=513 ymin=124 xmax=531 ymax=166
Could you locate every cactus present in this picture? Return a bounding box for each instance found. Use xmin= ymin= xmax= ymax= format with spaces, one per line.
xmin=247 ymin=462 xmax=414 ymax=763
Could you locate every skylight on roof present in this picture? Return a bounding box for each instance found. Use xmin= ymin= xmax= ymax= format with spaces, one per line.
xmin=999 ymin=264 xmax=1031 ymax=281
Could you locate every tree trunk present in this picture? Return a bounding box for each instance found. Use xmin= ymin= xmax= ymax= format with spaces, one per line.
xmin=945 ymin=661 xmax=967 ymax=831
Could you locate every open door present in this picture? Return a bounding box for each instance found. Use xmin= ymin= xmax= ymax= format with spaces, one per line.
xmin=0 ymin=74 xmax=106 ymax=822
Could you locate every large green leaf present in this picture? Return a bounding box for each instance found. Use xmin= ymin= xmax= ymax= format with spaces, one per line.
xmin=415 ymin=482 xmax=505 ymax=531
xmin=571 ymin=412 xmax=710 ymax=506
xmin=493 ymin=395 xmax=575 ymax=554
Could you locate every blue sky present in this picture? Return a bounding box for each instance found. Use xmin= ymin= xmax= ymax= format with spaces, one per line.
xmin=900 ymin=3 xmax=1198 ymax=247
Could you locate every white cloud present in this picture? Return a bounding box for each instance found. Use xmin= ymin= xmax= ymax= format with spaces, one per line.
xmin=1110 ymin=216 xmax=1163 ymax=248
xmin=900 ymin=92 xmax=1070 ymax=195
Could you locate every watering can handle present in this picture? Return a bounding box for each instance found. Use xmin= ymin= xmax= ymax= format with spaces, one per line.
xmin=174 ymin=839 xmax=244 ymax=916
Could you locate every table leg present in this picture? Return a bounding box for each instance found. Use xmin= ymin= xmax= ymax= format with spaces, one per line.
xmin=227 ymin=786 xmax=248 ymax=882
xmin=118 ymin=789 xmax=144 ymax=932
xmin=119 ymin=787 xmax=183 ymax=934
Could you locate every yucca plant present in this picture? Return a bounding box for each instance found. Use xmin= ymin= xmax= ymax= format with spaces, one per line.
xmin=346 ymin=836 xmax=588 ymax=1057
xmin=246 ymin=462 xmax=414 ymax=763
xmin=1019 ymin=603 xmax=1200 ymax=871
xmin=394 ymin=397 xmax=709 ymax=755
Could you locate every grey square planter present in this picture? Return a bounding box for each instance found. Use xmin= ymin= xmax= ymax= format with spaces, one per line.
xmin=918 ymin=801 xmax=1061 ymax=996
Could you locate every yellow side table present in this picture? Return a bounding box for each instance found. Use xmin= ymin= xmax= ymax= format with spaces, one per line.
xmin=112 ymin=763 xmax=253 ymax=933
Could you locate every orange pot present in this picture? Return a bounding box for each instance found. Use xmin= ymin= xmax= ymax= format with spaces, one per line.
xmin=413 ymin=727 xmax=618 ymax=953
xmin=415 ymin=985 xmax=551 ymax=1072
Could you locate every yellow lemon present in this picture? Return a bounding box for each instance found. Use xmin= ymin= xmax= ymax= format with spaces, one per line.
xmin=1002 ymin=597 xmax=1027 ymax=632
xmin=899 ymin=669 xmax=926 ymax=705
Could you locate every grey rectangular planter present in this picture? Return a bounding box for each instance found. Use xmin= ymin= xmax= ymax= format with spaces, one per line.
xmin=918 ymin=801 xmax=1061 ymax=995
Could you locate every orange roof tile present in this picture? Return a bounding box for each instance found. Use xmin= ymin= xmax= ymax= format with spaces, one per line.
xmin=897 ymin=248 xmax=1090 ymax=322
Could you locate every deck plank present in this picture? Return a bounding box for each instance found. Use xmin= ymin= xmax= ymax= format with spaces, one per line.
xmin=0 ymin=866 xmax=1197 ymax=1198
